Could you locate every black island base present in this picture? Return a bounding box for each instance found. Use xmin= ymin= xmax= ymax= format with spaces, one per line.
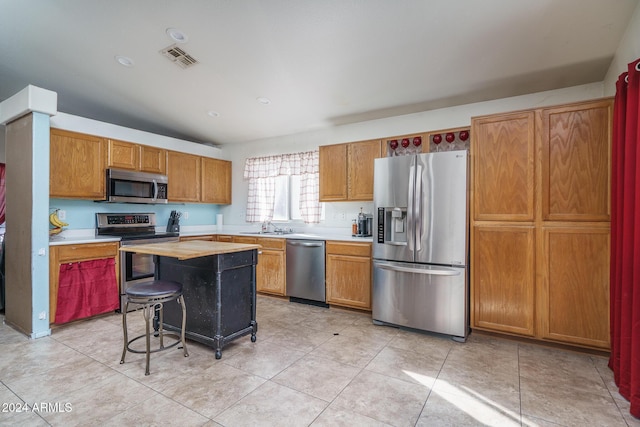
xmin=157 ymin=249 xmax=258 ymax=359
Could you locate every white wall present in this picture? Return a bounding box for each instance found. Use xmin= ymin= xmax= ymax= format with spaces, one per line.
xmin=604 ymin=1 xmax=640 ymax=94
xmin=220 ymin=83 xmax=605 ymax=229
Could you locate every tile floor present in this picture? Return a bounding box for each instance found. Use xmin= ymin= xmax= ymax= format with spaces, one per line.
xmin=0 ymin=295 xmax=638 ymax=426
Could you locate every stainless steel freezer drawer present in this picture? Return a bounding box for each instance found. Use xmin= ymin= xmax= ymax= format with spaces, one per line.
xmin=372 ymin=260 xmax=468 ymax=340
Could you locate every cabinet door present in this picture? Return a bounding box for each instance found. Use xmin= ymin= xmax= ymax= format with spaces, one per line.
xmin=140 ymin=145 xmax=167 ymax=174
xmin=326 ymin=253 xmax=371 ymax=310
xmin=539 ymin=226 xmax=610 ymax=349
xmin=541 ymin=99 xmax=612 ymax=222
xmin=201 ymin=157 xmax=232 ymax=204
xmin=472 ymin=225 xmax=535 ymax=336
xmin=256 ymin=249 xmax=286 ymax=296
xmin=319 ymin=144 xmax=348 ymax=201
xmin=49 ymin=242 xmax=119 ymax=324
xmin=167 ymin=151 xmax=201 ymax=202
xmin=107 ymin=139 xmax=138 ymax=170
xmin=472 ymin=112 xmax=535 ymax=221
xmin=50 ymin=129 xmax=106 ymax=199
xmin=348 ymin=139 xmax=382 ymax=201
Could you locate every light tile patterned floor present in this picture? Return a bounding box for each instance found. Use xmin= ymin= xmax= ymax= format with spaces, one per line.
xmin=0 ymin=295 xmax=638 ymax=426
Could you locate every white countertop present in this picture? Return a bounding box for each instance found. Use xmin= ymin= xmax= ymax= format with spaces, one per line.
xmin=49 ymin=225 xmax=373 ymax=246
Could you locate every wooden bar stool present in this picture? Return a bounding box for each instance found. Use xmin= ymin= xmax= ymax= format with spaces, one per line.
xmin=120 ymin=280 xmax=188 ymax=375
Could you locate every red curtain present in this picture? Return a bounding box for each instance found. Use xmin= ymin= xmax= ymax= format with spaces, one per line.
xmin=610 ymin=57 xmax=640 ymax=418
xmin=0 ymin=163 xmax=5 ymax=224
xmin=55 ymin=258 xmax=119 ymax=324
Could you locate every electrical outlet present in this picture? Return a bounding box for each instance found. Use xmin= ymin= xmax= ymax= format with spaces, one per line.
xmin=38 ymin=311 xmax=46 ymax=320
xmin=183 ymin=211 xmax=189 ymax=220
xmin=58 ymin=210 xmax=66 ymax=220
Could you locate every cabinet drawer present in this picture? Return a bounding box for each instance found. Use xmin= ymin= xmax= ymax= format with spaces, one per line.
xmin=257 ymin=237 xmax=285 ymax=250
xmin=180 ymin=235 xmax=216 ymax=242
xmin=233 ymin=236 xmax=258 ymax=245
xmin=56 ymin=242 xmax=119 ymax=263
xmin=216 ymin=235 xmax=234 ymax=242
xmin=326 ymin=241 xmax=371 ymax=257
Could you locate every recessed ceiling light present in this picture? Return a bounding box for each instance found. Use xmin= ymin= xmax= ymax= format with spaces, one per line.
xmin=256 ymin=97 xmax=271 ymax=105
xmin=207 ymin=110 xmax=220 ymax=118
xmin=115 ymin=55 xmax=134 ymax=67
xmin=166 ymin=28 xmax=188 ymax=43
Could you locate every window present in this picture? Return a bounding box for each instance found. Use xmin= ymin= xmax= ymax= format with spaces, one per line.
xmin=244 ymin=151 xmax=323 ymax=223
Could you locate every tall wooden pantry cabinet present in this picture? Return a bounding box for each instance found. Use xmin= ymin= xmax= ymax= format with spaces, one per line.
xmin=470 ymin=98 xmax=612 ymax=350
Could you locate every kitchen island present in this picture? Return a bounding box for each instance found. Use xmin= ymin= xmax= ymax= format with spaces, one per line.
xmin=119 ymin=240 xmax=260 ymax=359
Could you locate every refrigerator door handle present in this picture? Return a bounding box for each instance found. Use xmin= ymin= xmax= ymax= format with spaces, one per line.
xmin=407 ymin=164 xmax=415 ymax=252
xmin=414 ymin=164 xmax=423 ymax=252
xmin=386 ymin=241 xmax=408 ymax=246
xmin=374 ymin=261 xmax=461 ymax=276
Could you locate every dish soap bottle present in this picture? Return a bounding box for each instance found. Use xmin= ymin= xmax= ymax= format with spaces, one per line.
xmin=352 ymin=219 xmax=358 ymax=236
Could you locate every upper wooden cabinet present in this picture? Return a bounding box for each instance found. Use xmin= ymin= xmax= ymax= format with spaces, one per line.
xmin=140 ymin=145 xmax=167 ymax=174
xmin=107 ymin=139 xmax=139 ymax=170
xmin=319 ymin=144 xmax=347 ymax=201
xmin=167 ymin=151 xmax=201 ymax=202
xmin=540 ymin=100 xmax=612 ymax=222
xmin=471 ymin=111 xmax=535 ymax=222
xmin=319 ymin=139 xmax=382 ymax=202
xmin=50 ymin=129 xmax=106 ymax=199
xmin=107 ymin=139 xmax=167 ymax=174
xmin=201 ymin=157 xmax=232 ymax=204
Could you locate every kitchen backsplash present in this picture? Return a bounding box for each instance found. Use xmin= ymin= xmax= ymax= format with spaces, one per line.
xmin=49 ymin=199 xmax=221 ymax=230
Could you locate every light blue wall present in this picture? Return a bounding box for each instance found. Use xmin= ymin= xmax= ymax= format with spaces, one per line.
xmin=32 ymin=112 xmax=51 ymax=338
xmin=50 ymin=199 xmax=220 ymax=229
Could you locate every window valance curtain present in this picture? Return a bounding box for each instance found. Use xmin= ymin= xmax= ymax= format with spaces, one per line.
xmin=244 ymin=150 xmax=322 ymax=223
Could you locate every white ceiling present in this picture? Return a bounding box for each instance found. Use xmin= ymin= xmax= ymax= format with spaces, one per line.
xmin=0 ymin=0 xmax=637 ymax=146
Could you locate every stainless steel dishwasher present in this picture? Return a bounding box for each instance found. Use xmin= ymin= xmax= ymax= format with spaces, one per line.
xmin=286 ymin=239 xmax=327 ymax=306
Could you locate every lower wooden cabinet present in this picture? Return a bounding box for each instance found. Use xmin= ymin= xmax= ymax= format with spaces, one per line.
xmin=472 ymin=225 xmax=535 ymax=336
xmin=49 ymin=242 xmax=120 ymax=324
xmin=326 ymin=241 xmax=372 ymax=310
xmin=231 ymin=236 xmax=286 ymax=296
xmin=539 ymin=226 xmax=610 ymax=349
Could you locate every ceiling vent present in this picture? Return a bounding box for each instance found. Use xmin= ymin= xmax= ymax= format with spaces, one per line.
xmin=159 ymin=44 xmax=198 ymax=69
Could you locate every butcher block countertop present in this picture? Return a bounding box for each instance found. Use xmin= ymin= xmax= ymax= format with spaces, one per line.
xmin=119 ymin=240 xmax=261 ymax=260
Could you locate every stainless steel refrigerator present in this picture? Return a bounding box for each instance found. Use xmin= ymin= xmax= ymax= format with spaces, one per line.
xmin=372 ymin=150 xmax=469 ymax=341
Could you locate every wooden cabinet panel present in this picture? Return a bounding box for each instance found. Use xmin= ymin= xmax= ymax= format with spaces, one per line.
xmin=540 ymin=227 xmax=610 ymax=348
xmin=180 ymin=235 xmax=216 ymax=242
xmin=201 ymin=157 xmax=232 ymax=204
xmin=472 ymin=112 xmax=535 ymax=221
xmin=107 ymin=139 xmax=138 ymax=170
xmin=541 ymin=100 xmax=612 ymax=222
xmin=348 ymin=140 xmax=383 ymax=200
xmin=256 ymin=249 xmax=286 ymax=295
xmin=216 ymin=235 xmax=234 ymax=242
xmin=50 ymin=129 xmax=106 ymax=199
xmin=472 ymin=225 xmax=535 ymax=336
xmin=319 ymin=144 xmax=348 ymax=201
xmin=167 ymin=151 xmax=201 ymax=202
xmin=326 ymin=241 xmax=371 ymax=310
xmin=49 ymin=242 xmax=119 ymax=324
xmin=231 ymin=236 xmax=285 ymax=296
xmin=140 ymin=145 xmax=167 ymax=174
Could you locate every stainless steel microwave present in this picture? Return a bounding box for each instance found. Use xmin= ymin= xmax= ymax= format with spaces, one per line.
xmin=105 ymin=168 xmax=168 ymax=204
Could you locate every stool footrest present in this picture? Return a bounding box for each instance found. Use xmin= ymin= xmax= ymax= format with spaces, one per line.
xmin=125 ymin=333 xmax=183 ymax=355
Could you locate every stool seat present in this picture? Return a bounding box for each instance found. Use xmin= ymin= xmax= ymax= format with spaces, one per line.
xmin=126 ymin=280 xmax=182 ymax=298
xmin=120 ymin=279 xmax=188 ymax=375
